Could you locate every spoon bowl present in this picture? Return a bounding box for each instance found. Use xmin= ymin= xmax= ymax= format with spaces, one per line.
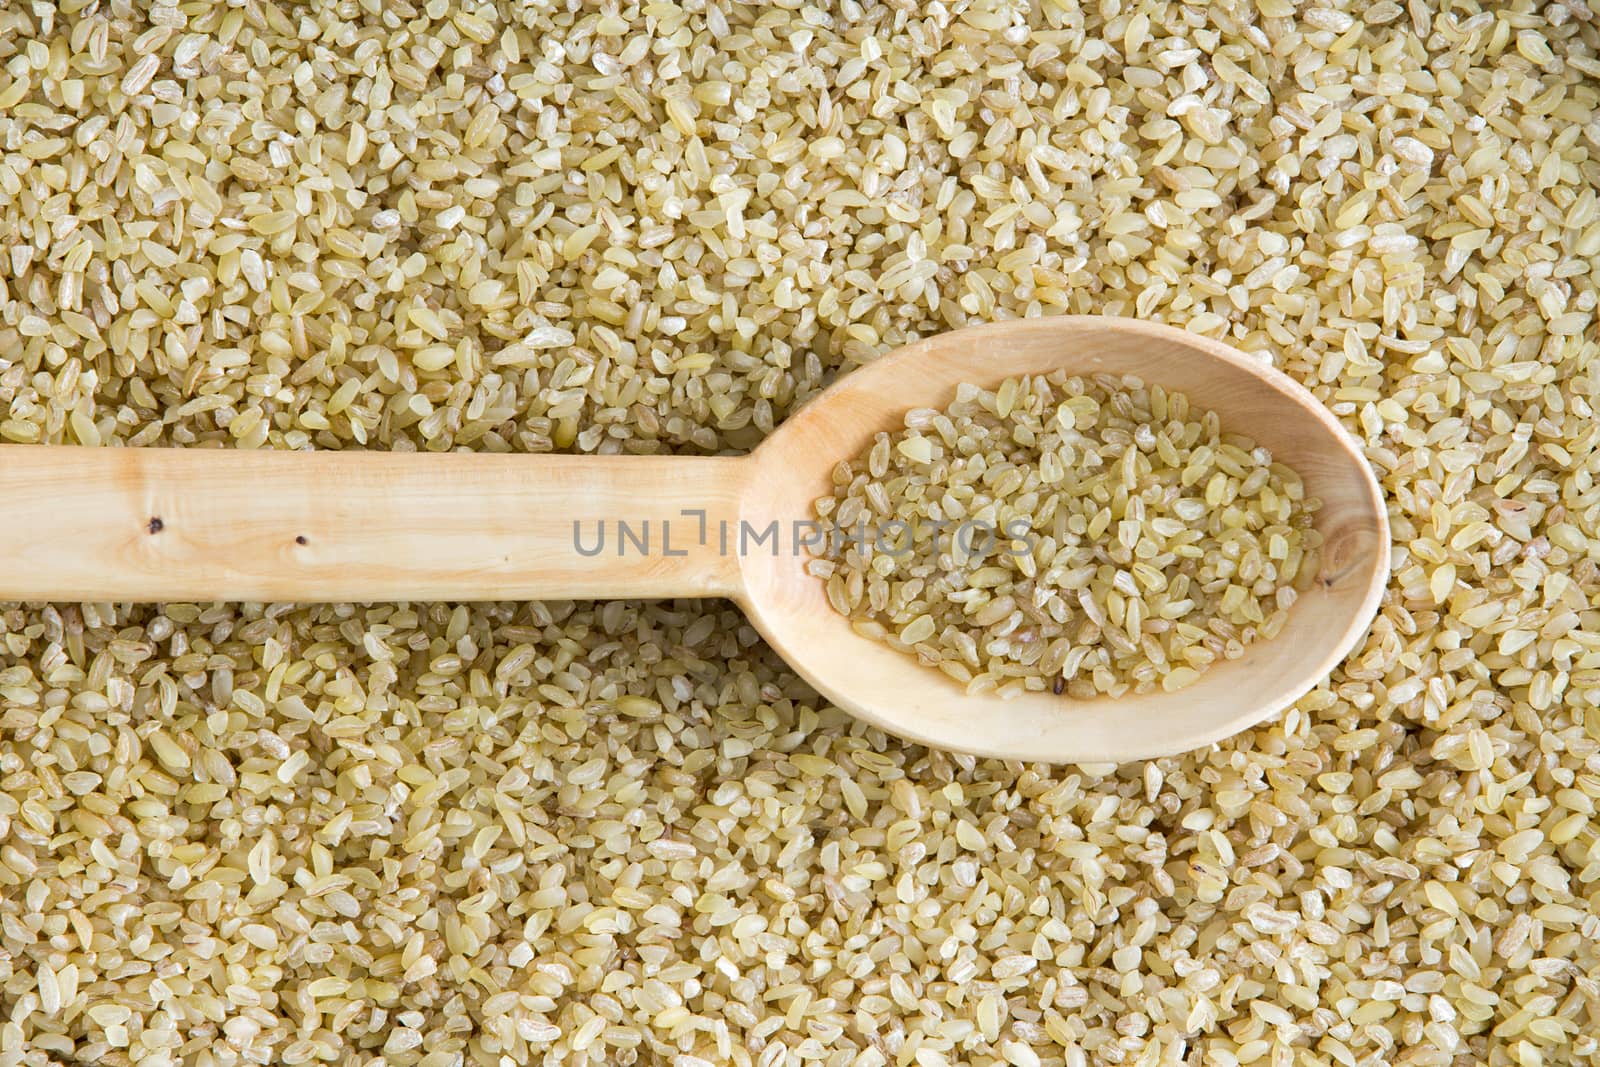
xmin=0 ymin=317 xmax=1387 ymax=762
xmin=738 ymin=317 xmax=1389 ymax=761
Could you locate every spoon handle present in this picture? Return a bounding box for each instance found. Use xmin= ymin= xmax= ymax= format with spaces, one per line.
xmin=0 ymin=446 xmax=750 ymax=603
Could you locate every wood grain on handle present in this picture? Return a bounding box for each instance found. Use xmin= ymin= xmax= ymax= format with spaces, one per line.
xmin=0 ymin=446 xmax=750 ymax=603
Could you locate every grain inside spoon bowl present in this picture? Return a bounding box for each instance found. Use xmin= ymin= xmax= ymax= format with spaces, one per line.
xmin=807 ymin=371 xmax=1324 ymax=701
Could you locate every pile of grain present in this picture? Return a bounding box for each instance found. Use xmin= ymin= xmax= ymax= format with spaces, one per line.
xmin=811 ymin=372 xmax=1321 ymax=697
xmin=2 ymin=2 xmax=1598 ymax=1066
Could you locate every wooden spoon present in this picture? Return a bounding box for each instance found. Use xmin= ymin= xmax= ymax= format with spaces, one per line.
xmin=0 ymin=318 xmax=1388 ymax=761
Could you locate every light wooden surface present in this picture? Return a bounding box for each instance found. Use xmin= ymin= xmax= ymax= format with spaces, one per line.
xmin=0 ymin=317 xmax=1389 ymax=762
xmin=0 ymin=448 xmax=747 ymax=602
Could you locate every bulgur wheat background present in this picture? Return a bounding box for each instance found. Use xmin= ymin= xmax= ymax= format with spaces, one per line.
xmin=0 ymin=1 xmax=1598 ymax=1066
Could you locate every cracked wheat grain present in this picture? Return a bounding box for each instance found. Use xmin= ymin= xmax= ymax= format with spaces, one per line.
xmin=812 ymin=373 xmax=1321 ymax=698
xmin=1 ymin=2 xmax=1599 ymax=1067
